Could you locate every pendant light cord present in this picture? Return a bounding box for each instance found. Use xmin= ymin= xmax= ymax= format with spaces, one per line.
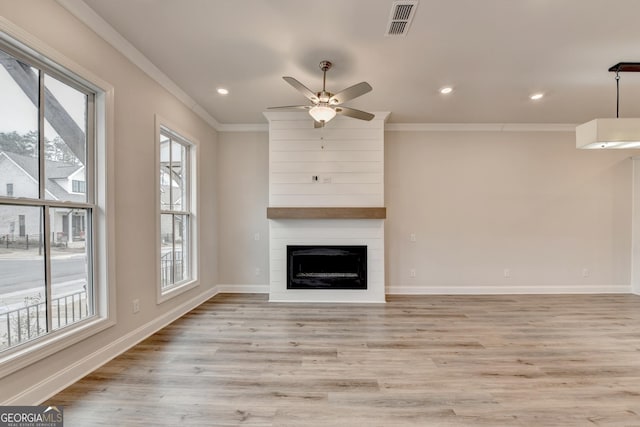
xmin=616 ymin=70 xmax=620 ymax=118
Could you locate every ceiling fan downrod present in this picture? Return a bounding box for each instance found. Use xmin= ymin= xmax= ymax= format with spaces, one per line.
xmin=319 ymin=60 xmax=332 ymax=100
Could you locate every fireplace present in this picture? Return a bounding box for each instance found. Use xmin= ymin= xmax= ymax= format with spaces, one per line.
xmin=287 ymin=245 xmax=367 ymax=290
xmin=265 ymin=111 xmax=387 ymax=302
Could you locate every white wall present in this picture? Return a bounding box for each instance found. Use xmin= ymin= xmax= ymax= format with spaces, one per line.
xmin=386 ymin=130 xmax=632 ymax=294
xmin=0 ymin=0 xmax=218 ymax=403
xmin=219 ymin=128 xmax=633 ymax=294
xmin=217 ymin=132 xmax=269 ymax=290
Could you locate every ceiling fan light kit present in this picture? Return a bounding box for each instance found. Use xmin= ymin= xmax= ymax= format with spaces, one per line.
xmin=268 ymin=60 xmax=374 ymax=126
xmin=309 ymin=105 xmax=336 ymax=122
xmin=577 ymin=62 xmax=640 ymax=149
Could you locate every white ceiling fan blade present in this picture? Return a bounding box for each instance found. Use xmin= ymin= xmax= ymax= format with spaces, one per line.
xmin=283 ymin=77 xmax=319 ymax=103
xmin=329 ymin=82 xmax=372 ymax=105
xmin=267 ymin=105 xmax=311 ymax=111
xmin=335 ymin=106 xmax=375 ymax=121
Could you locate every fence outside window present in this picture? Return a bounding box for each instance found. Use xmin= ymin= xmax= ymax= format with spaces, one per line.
xmin=0 ymin=290 xmax=89 ymax=351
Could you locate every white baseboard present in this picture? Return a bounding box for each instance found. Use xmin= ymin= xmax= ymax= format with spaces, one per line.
xmin=5 ymin=286 xmax=219 ymax=405
xmin=388 ymin=285 xmax=631 ymax=295
xmin=216 ymin=284 xmax=269 ymax=293
xmin=214 ymin=284 xmax=633 ymax=296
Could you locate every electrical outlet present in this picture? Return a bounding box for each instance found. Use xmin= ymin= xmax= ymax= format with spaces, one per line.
xmin=254 ymin=233 xmax=260 ymax=241
xmin=132 ymin=299 xmax=140 ymax=314
xmin=255 ymin=267 xmax=261 ymax=276
xmin=503 ymin=268 xmax=511 ymax=278
xmin=410 ymin=233 xmax=417 ymax=242
xmin=582 ymin=268 xmax=589 ymax=277
xmin=410 ymin=268 xmax=416 ymax=278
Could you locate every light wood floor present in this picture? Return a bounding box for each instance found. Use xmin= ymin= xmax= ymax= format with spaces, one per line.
xmin=47 ymin=293 xmax=640 ymax=426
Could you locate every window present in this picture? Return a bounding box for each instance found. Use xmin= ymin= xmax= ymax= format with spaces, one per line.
xmin=0 ymin=21 xmax=113 ymax=375
xmin=0 ymin=44 xmax=94 ymax=353
xmin=72 ymin=179 xmax=86 ymax=193
xmin=158 ymin=124 xmax=196 ymax=299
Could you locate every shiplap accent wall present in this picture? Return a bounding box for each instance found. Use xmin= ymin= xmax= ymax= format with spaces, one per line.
xmin=264 ymin=112 xmax=389 ymax=303
xmin=266 ymin=112 xmax=388 ymax=207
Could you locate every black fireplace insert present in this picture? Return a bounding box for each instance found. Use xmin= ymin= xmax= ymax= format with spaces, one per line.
xmin=287 ymin=245 xmax=367 ymax=290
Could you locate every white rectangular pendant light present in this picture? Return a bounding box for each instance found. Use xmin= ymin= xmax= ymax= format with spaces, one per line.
xmin=576 ymin=63 xmax=640 ymax=149
xmin=576 ymin=118 xmax=640 ymax=149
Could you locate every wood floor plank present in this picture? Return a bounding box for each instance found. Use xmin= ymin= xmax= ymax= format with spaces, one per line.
xmin=46 ymin=293 xmax=640 ymax=426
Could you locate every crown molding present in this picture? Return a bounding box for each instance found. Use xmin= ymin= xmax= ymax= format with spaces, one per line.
xmin=56 ymin=0 xmax=222 ymax=131
xmin=384 ymin=123 xmax=577 ymax=132
xmin=216 ymin=122 xmax=577 ymax=133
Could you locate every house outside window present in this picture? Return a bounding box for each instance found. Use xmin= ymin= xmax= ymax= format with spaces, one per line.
xmin=158 ymin=123 xmax=197 ymax=300
xmin=5 ymin=183 xmax=12 ymax=196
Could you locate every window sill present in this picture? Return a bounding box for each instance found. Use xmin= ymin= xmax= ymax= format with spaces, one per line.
xmin=0 ymin=315 xmax=115 ymax=380
xmin=157 ymin=279 xmax=199 ymax=305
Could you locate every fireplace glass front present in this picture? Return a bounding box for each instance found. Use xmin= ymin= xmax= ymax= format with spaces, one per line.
xmin=287 ymin=245 xmax=367 ymax=290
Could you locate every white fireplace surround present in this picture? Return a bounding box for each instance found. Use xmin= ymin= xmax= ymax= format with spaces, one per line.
xmin=269 ymin=219 xmax=385 ymax=302
xmin=265 ymin=111 xmax=389 ymax=303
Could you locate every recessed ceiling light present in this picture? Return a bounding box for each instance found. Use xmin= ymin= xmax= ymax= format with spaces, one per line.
xmin=440 ymin=86 xmax=453 ymax=94
xmin=217 ymin=88 xmax=229 ymax=95
xmin=530 ymin=93 xmax=544 ymax=100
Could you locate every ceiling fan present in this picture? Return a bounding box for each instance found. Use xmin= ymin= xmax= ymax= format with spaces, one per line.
xmin=268 ymin=60 xmax=374 ymax=127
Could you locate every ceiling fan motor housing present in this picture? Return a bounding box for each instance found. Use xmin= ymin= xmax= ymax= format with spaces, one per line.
xmin=317 ymin=90 xmax=332 ymax=103
xmin=319 ymin=60 xmax=332 ymax=71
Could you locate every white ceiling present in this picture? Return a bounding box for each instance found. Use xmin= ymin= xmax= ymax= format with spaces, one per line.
xmin=75 ymin=0 xmax=640 ymax=125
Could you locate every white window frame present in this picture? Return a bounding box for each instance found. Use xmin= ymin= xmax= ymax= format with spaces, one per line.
xmin=155 ymin=115 xmax=198 ymax=304
xmin=0 ymin=17 xmax=115 ymax=379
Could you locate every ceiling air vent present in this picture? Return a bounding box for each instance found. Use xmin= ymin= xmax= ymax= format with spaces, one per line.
xmin=385 ymin=0 xmax=418 ymax=36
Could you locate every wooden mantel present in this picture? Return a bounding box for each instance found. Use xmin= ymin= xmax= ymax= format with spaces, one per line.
xmin=267 ymin=207 xmax=387 ymax=220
